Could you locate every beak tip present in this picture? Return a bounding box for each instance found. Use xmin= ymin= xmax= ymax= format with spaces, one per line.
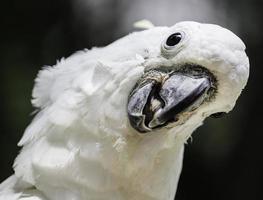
xmin=128 ymin=114 xmax=152 ymax=133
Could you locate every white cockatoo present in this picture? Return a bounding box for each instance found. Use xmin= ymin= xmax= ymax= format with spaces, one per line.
xmin=0 ymin=21 xmax=249 ymax=200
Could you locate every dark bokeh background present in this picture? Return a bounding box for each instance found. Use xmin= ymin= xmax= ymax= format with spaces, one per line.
xmin=0 ymin=0 xmax=262 ymax=199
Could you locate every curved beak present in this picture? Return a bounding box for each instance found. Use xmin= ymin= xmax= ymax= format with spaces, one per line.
xmin=127 ymin=68 xmax=214 ymax=133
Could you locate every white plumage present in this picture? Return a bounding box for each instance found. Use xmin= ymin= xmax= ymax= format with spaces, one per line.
xmin=0 ymin=21 xmax=249 ymax=200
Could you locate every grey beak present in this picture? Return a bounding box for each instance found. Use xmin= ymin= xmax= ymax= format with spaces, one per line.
xmin=127 ymin=70 xmax=213 ymax=133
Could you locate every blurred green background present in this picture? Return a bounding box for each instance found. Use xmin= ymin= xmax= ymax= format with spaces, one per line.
xmin=0 ymin=0 xmax=262 ymax=199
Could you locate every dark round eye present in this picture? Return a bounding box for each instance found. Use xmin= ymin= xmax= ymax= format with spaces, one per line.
xmin=166 ymin=33 xmax=182 ymax=46
xmin=210 ymin=112 xmax=227 ymax=118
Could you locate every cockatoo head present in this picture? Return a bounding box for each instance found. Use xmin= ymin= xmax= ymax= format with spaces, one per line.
xmin=13 ymin=21 xmax=249 ymax=200
xmin=125 ymin=21 xmax=249 ymax=136
xmin=28 ymin=21 xmax=248 ymax=140
xmin=17 ymin=21 xmax=249 ymax=165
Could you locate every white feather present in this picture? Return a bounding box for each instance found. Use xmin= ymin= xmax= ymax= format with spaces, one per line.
xmin=134 ymin=19 xmax=155 ymax=29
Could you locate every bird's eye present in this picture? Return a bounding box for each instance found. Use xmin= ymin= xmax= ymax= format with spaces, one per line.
xmin=166 ymin=33 xmax=182 ymax=46
xmin=161 ymin=31 xmax=186 ymax=58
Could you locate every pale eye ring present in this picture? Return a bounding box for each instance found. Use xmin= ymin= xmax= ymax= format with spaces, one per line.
xmin=161 ymin=31 xmax=186 ymax=58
